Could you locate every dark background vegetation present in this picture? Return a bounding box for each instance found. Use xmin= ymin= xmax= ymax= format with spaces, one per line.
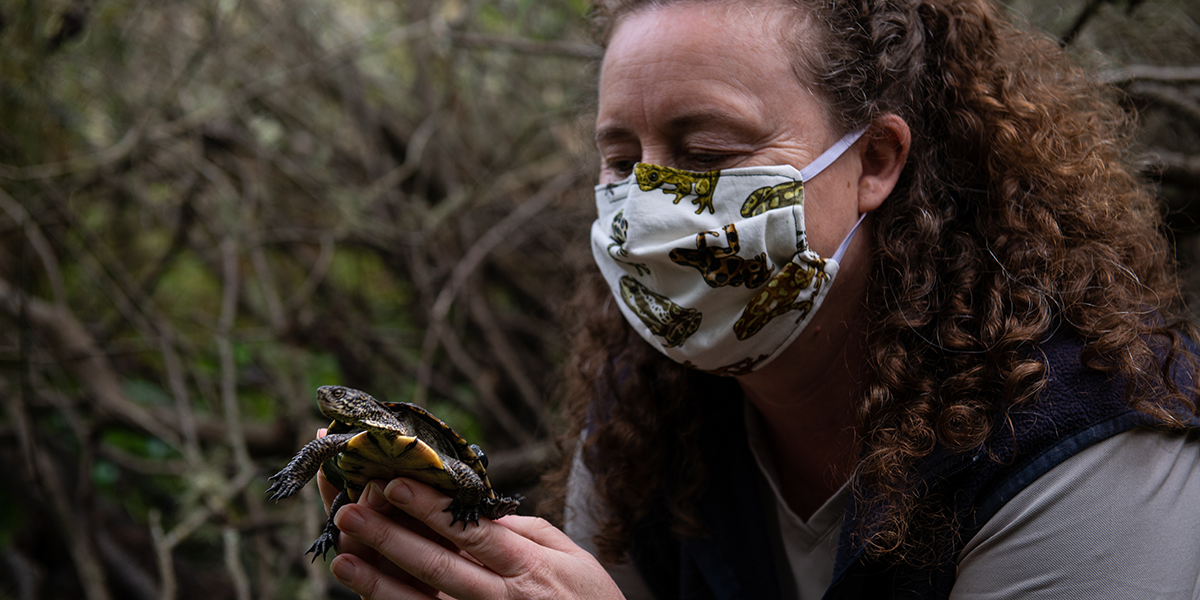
xmin=0 ymin=0 xmax=1197 ymax=598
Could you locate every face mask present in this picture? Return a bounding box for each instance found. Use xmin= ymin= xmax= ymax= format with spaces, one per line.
xmin=590 ymin=129 xmax=865 ymax=375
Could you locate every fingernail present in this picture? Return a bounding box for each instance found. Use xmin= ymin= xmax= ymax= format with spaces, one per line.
xmin=385 ymin=480 xmax=413 ymax=505
xmin=334 ymin=505 xmax=363 ymax=533
xmin=330 ymin=555 xmax=357 ymax=587
xmin=362 ymin=481 xmax=388 ymax=510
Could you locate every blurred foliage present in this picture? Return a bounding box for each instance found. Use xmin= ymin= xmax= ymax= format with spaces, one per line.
xmin=0 ymin=0 xmax=1198 ymax=598
xmin=0 ymin=0 xmax=598 ymax=597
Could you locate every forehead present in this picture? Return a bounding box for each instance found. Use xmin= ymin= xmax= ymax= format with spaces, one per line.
xmin=612 ymin=2 xmax=792 ymax=57
xmin=597 ymin=2 xmax=819 ymax=132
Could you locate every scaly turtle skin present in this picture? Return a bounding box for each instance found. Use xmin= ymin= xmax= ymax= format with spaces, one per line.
xmin=267 ymin=386 xmax=521 ymax=560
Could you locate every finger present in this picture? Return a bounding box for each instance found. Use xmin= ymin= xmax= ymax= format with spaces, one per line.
xmin=334 ymin=546 xmax=445 ymax=599
xmin=383 ymin=479 xmax=543 ymax=579
xmin=379 ymin=481 xmax=624 ymax=600
xmin=311 ymin=474 xmax=378 ymax=565
xmin=317 ymin=470 xmax=338 ymax=513
xmin=494 ymin=515 xmax=589 ymax=557
xmin=356 ymin=482 xmax=463 ymax=585
xmin=335 ymin=490 xmax=505 ymax=599
xmin=330 ymin=553 xmax=441 ymax=600
xmin=328 ymin=482 xmax=444 ymax=590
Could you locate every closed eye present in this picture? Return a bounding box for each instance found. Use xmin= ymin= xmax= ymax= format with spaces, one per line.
xmin=677 ymin=151 xmax=740 ymax=172
xmin=606 ymin=159 xmax=637 ymax=178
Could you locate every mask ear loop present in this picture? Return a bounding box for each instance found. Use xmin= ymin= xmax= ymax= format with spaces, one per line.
xmin=799 ymin=128 xmax=867 ymax=182
xmin=832 ymin=213 xmax=866 ymax=263
xmin=797 ymin=127 xmax=869 ymax=264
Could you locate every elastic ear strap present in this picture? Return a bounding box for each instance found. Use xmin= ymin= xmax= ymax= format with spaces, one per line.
xmin=831 ymin=212 xmax=867 ymax=263
xmin=799 ymin=128 xmax=867 ymax=182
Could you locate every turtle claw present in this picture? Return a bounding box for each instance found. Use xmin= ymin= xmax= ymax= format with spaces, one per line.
xmin=445 ymin=499 xmax=482 ymax=530
xmin=305 ymin=531 xmax=339 ymax=562
xmin=265 ymin=470 xmax=306 ymax=502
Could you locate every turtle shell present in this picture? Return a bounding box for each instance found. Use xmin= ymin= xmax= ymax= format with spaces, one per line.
xmin=321 ymin=401 xmax=491 ymax=504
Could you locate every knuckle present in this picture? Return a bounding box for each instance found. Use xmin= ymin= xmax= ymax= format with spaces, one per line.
xmin=505 ymin=555 xmax=557 ymax=599
xmin=414 ymin=546 xmax=458 ymax=586
xmin=354 ymin=572 xmax=382 ymax=599
xmin=356 ymin=510 xmax=402 ymax=552
xmin=456 ymin=519 xmax=493 ymax=549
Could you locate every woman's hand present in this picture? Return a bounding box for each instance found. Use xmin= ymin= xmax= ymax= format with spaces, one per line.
xmin=316 ymin=472 xmax=624 ymax=600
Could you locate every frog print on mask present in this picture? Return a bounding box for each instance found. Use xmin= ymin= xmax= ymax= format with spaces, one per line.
xmin=635 ymin=163 xmax=720 ymax=215
xmin=668 ymin=223 xmax=774 ymax=288
xmin=733 ymin=259 xmax=830 ymax=340
xmin=741 ymin=181 xmax=804 ymax=218
xmin=607 ymin=210 xmax=651 ymax=276
xmin=619 ymin=276 xmax=702 ymax=348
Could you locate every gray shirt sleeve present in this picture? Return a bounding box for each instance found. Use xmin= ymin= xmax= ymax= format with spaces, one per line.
xmin=952 ymin=429 xmax=1200 ymax=600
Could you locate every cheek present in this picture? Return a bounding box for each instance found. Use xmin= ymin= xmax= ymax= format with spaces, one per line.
xmin=801 ymin=166 xmax=861 ymax=257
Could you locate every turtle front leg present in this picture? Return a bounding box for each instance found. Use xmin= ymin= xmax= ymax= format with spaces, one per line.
xmin=306 ymin=489 xmax=352 ymax=562
xmin=267 ymin=433 xmax=355 ymax=501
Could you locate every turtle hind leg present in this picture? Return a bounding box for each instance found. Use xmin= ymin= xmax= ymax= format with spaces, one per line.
xmin=442 ymin=459 xmax=487 ymax=529
xmin=445 ymin=499 xmax=482 ymax=529
xmin=306 ymin=490 xmax=351 ymax=562
xmin=440 ymin=461 xmax=523 ymax=527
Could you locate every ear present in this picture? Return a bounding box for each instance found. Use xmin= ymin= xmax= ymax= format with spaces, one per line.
xmin=856 ymin=114 xmax=910 ymax=214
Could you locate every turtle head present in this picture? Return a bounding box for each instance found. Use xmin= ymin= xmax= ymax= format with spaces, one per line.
xmin=316 ymin=386 xmax=399 ymax=432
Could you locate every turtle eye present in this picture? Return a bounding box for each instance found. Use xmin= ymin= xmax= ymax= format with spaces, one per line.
xmin=332 ymin=388 xmax=345 ymax=399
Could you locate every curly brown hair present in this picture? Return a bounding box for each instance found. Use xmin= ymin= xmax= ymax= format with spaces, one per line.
xmin=547 ymin=0 xmax=1199 ymax=567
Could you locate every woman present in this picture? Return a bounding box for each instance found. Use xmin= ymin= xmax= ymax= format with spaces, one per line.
xmin=319 ymin=0 xmax=1200 ymax=598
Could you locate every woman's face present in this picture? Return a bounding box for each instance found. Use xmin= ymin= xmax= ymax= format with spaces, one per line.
xmin=595 ymin=1 xmax=864 ymax=257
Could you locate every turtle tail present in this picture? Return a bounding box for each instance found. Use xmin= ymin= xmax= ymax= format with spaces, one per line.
xmin=482 ymin=494 xmax=523 ymax=520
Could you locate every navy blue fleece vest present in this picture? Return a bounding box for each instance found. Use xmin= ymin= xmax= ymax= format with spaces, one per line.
xmin=628 ymin=336 xmax=1199 ymax=600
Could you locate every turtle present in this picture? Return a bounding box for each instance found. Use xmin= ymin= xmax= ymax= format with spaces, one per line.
xmin=267 ymin=385 xmax=521 ymax=560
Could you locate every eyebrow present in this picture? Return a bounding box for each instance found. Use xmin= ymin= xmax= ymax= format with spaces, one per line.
xmin=595 ymin=109 xmax=760 ymax=146
xmin=594 ymin=125 xmax=634 ymax=146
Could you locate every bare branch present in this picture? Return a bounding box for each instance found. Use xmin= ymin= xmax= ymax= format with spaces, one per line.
xmin=0 ymin=278 xmax=184 ymax=449
xmin=1151 ymin=149 xmax=1200 ymax=189
xmin=1126 ymin=82 xmax=1200 ymax=131
xmin=149 ymin=510 xmax=176 ymax=600
xmin=223 ymin=527 xmax=253 ymax=600
xmin=0 ymin=186 xmax=68 ymax=306
xmin=2 ymin=548 xmax=44 ymax=600
xmin=0 ymin=21 xmax=435 ymax=181
xmin=33 ymin=448 xmax=112 ymax=600
xmin=1100 ymin=65 xmax=1200 ymax=85
xmin=159 ymin=334 xmax=202 ymax=465
xmin=218 ymin=236 xmax=253 ymax=472
xmin=415 ymin=169 xmax=581 ymax=405
xmin=96 ymin=531 xmax=160 ymax=600
xmin=467 ymin=285 xmax=547 ymax=428
xmin=437 ymin=315 xmax=535 ymax=445
xmin=283 ymin=232 xmax=337 ymax=313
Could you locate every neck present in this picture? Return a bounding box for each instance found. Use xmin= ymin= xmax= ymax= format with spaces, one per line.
xmin=735 ymin=226 xmax=872 ymax=520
